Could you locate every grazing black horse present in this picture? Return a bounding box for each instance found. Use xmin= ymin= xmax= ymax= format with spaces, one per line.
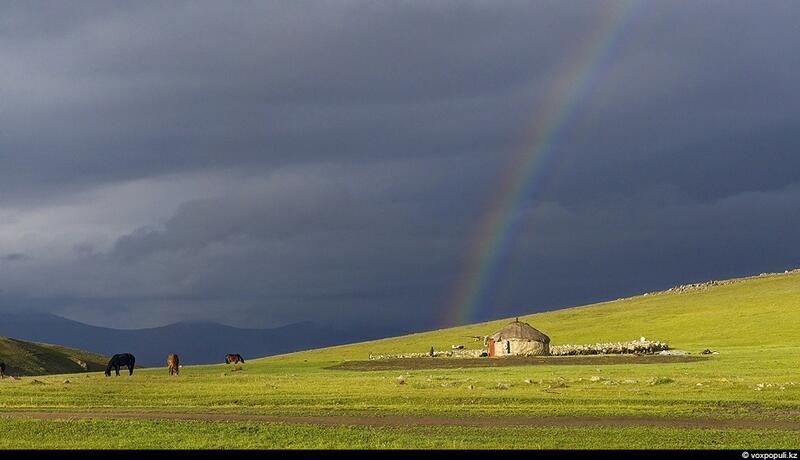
xmin=225 ymin=353 xmax=245 ymax=364
xmin=105 ymin=353 xmax=136 ymax=376
xmin=0 ymin=361 xmax=5 ymax=379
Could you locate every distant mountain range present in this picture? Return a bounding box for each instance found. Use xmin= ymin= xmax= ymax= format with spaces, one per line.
xmin=0 ymin=312 xmax=407 ymax=366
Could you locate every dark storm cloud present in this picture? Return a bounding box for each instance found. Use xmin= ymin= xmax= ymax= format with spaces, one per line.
xmin=1 ymin=253 xmax=30 ymax=262
xmin=485 ymin=183 xmax=800 ymax=319
xmin=1 ymin=1 xmax=799 ymax=329
xmin=0 ymin=0 xmax=573 ymax=200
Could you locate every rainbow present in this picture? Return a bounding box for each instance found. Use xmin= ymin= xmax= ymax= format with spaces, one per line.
xmin=443 ymin=0 xmax=642 ymax=325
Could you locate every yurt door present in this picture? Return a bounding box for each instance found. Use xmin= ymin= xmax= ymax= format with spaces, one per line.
xmin=488 ymin=338 xmax=495 ymax=357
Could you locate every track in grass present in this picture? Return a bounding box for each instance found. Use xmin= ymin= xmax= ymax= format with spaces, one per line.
xmin=328 ymin=354 xmax=710 ymax=371
xmin=1 ymin=410 xmax=798 ymax=430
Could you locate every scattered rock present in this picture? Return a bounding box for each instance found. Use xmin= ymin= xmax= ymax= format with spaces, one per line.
xmin=70 ymin=357 xmax=89 ymax=371
xmin=370 ymin=349 xmax=486 ymax=360
xmin=659 ymin=350 xmax=690 ymax=356
xmin=701 ymin=349 xmax=719 ymax=355
xmin=640 ymin=270 xmax=800 ymax=297
xmin=62 ymin=379 xmax=71 ymax=384
xmin=30 ymin=379 xmax=46 ymax=385
xmin=467 ymin=384 xmax=474 ymax=390
xmin=451 ymin=345 xmax=465 ymax=350
xmin=648 ymin=377 xmax=674 ymax=386
xmin=396 ymin=376 xmax=406 ymax=385
xmin=496 ymin=383 xmax=511 ymax=390
xmin=523 ymin=379 xmax=532 ymax=384
xmin=621 ymin=379 xmax=638 ymax=384
xmin=590 ymin=376 xmax=602 ymax=382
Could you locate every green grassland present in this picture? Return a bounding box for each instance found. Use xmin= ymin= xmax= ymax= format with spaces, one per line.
xmin=0 ymin=271 xmax=799 ymax=449
xmin=0 ymin=418 xmax=796 ymax=449
xmin=0 ymin=336 xmax=108 ymax=376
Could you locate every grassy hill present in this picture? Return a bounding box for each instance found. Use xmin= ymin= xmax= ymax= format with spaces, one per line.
xmin=0 ymin=270 xmax=798 ymax=449
xmin=265 ymin=269 xmax=800 ymax=362
xmin=0 ymin=336 xmax=108 ymax=376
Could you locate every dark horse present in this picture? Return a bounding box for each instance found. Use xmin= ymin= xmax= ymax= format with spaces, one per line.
xmin=0 ymin=361 xmax=5 ymax=379
xmin=225 ymin=353 xmax=245 ymax=364
xmin=105 ymin=353 xmax=136 ymax=376
xmin=166 ymin=353 xmax=179 ymax=376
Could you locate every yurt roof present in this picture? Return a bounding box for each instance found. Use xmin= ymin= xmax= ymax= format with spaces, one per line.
xmin=490 ymin=320 xmax=550 ymax=343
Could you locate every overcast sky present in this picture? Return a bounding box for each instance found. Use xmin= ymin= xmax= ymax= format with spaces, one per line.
xmin=1 ymin=1 xmax=799 ymax=330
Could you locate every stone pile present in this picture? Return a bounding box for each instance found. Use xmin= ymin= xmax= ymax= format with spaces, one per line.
xmin=550 ymin=339 xmax=669 ymax=356
xmin=368 ymin=349 xmax=486 ymax=360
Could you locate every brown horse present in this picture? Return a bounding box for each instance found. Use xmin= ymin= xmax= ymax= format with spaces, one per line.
xmin=0 ymin=361 xmax=5 ymax=379
xmin=166 ymin=353 xmax=180 ymax=376
xmin=225 ymin=353 xmax=245 ymax=364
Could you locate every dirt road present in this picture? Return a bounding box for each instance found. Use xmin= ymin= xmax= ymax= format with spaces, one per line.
xmin=2 ymin=410 xmax=797 ymax=430
xmin=330 ymin=354 xmax=708 ymax=371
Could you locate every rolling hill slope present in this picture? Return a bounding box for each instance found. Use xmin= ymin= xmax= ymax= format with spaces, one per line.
xmin=1 ymin=270 xmax=799 ymax=449
xmin=264 ymin=269 xmax=800 ymax=363
xmin=0 ymin=337 xmax=109 ymax=376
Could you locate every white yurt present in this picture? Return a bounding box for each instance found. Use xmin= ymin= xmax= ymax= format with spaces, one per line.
xmin=488 ymin=319 xmax=551 ymax=356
